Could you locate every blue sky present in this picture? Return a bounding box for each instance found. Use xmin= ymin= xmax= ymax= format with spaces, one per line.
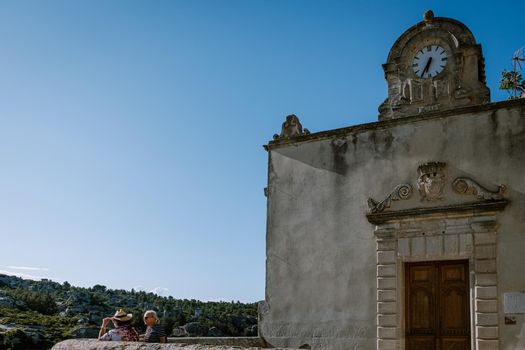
xmin=0 ymin=0 xmax=523 ymax=302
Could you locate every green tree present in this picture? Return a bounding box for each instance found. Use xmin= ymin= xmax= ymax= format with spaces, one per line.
xmin=62 ymin=281 xmax=71 ymax=291
xmin=499 ymin=69 xmax=525 ymax=99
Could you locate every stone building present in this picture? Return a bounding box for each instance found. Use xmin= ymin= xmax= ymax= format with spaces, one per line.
xmin=260 ymin=11 xmax=525 ymax=350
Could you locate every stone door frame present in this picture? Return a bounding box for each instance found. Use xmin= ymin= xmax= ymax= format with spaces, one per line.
xmin=367 ymin=201 xmax=507 ymax=350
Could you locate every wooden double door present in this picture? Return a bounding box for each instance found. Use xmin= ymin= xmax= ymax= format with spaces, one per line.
xmin=405 ymin=260 xmax=471 ymax=350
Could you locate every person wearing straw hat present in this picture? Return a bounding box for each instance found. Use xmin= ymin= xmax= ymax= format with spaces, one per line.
xmin=99 ymin=309 xmax=140 ymax=341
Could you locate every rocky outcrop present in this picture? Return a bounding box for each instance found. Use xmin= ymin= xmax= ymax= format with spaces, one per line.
xmin=183 ymin=322 xmax=208 ymax=337
xmin=68 ymin=325 xmax=101 ymax=339
xmin=206 ymin=327 xmax=223 ymax=337
xmin=51 ymin=339 xmax=299 ymax=350
xmin=0 ymin=291 xmax=27 ymax=309
xmin=171 ymin=327 xmax=189 ymax=337
xmin=0 ymin=324 xmax=51 ymax=349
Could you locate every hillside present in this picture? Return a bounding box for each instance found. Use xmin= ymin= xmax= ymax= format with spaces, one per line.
xmin=0 ymin=274 xmax=258 ymax=350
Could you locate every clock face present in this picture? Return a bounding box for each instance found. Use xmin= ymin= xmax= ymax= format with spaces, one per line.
xmin=412 ymin=45 xmax=448 ymax=78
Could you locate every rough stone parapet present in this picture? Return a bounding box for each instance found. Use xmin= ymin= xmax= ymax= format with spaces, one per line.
xmin=51 ymin=339 xmax=299 ymax=350
xmin=167 ymin=338 xmax=264 ymax=347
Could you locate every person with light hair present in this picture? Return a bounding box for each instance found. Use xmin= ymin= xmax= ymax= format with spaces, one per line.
xmin=143 ymin=310 xmax=167 ymax=343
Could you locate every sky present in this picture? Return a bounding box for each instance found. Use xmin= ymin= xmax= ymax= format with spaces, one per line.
xmin=0 ymin=0 xmax=523 ymax=303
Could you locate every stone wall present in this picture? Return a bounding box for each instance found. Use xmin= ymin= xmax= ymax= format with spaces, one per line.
xmin=51 ymin=339 xmax=299 ymax=350
xmin=166 ymin=337 xmax=264 ymax=347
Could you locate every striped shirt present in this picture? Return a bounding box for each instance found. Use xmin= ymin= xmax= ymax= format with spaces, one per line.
xmin=144 ymin=325 xmax=166 ymax=343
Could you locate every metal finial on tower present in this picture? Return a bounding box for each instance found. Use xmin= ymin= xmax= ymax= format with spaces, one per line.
xmin=511 ymin=46 xmax=525 ymax=98
xmin=424 ymin=10 xmax=434 ymax=22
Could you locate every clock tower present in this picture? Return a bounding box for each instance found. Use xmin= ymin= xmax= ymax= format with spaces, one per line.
xmin=378 ymin=10 xmax=490 ymax=120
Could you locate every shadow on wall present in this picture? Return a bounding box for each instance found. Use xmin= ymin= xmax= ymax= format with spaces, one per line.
xmin=516 ymin=320 xmax=525 ymax=350
xmin=270 ymin=128 xmax=398 ymax=177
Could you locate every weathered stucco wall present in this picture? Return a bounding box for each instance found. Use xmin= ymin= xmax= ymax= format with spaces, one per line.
xmin=260 ymin=101 xmax=525 ymax=350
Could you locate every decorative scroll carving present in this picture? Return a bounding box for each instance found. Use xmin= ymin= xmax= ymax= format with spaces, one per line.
xmin=417 ymin=162 xmax=447 ymax=201
xmin=452 ymin=177 xmax=506 ymax=200
xmin=368 ymin=184 xmax=413 ymax=213
xmin=273 ymin=114 xmax=310 ymax=140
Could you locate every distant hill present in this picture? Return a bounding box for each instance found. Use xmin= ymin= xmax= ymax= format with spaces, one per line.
xmin=0 ymin=274 xmax=258 ymax=350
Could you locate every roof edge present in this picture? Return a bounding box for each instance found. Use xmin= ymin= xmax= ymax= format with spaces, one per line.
xmin=264 ymin=99 xmax=525 ymax=151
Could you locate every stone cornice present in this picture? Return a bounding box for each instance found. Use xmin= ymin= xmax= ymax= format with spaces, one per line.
xmin=264 ymin=99 xmax=525 ymax=151
xmin=366 ymin=200 xmax=509 ymax=225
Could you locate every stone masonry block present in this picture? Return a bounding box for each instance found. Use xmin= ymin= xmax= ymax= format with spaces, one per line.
xmin=446 ymin=217 xmax=470 ymax=226
xmin=474 ymin=233 xmax=497 ymax=245
xmin=378 ymin=290 xmax=396 ymax=302
xmin=378 ymin=301 xmax=396 ymax=314
xmin=444 ymin=225 xmax=470 ymax=235
xmin=459 ymin=234 xmax=473 ymax=255
xmin=398 ymin=238 xmax=410 ymax=257
xmin=377 ymin=240 xmax=396 ymax=251
xmin=476 ymin=300 xmax=498 ymax=313
xmin=476 ymin=286 xmax=498 ymax=300
xmin=411 ymin=237 xmax=425 ymax=256
xmin=475 ymin=245 xmax=497 ymax=259
xmin=471 ymin=215 xmax=497 ymax=223
xmin=476 ymin=313 xmax=498 ymax=326
xmin=426 ymin=235 xmax=443 ymax=255
xmin=475 ymin=259 xmax=497 ymax=273
xmin=375 ymin=229 xmax=396 ymax=240
xmin=476 ymin=274 xmax=498 ymax=286
xmin=378 ymin=278 xmax=396 ymax=290
xmin=471 ymin=221 xmax=497 ymax=233
xmin=378 ymin=327 xmax=397 ymax=339
xmin=444 ymin=234 xmax=458 ymax=255
xmin=377 ymin=265 xmax=396 ymax=277
xmin=377 ymin=314 xmax=397 ymax=327
xmin=377 ymin=339 xmax=398 ymax=350
xmin=476 ymin=339 xmax=499 ymax=350
xmin=377 ymin=222 xmax=401 ymax=230
xmin=378 ymin=251 xmax=396 ymax=264
xmin=476 ymin=326 xmax=499 ymax=339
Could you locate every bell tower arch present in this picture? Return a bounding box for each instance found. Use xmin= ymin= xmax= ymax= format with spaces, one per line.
xmin=378 ymin=10 xmax=490 ymax=120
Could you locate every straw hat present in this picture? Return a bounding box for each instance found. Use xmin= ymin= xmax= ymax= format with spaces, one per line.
xmin=112 ymin=309 xmax=133 ymax=321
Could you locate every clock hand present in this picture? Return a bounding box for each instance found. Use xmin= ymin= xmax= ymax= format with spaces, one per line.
xmin=422 ymin=57 xmax=433 ymax=77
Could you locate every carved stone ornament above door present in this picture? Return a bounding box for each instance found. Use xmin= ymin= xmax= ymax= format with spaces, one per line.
xmin=366 ymin=161 xmax=508 ymax=222
xmin=417 ymin=162 xmax=447 ymax=201
xmin=452 ymin=177 xmax=506 ymax=200
xmin=367 ymin=184 xmax=413 ymax=213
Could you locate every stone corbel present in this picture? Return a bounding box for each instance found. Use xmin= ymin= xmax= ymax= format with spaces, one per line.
xmin=452 ymin=177 xmax=506 ymax=200
xmin=367 ymin=184 xmax=413 ymax=213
